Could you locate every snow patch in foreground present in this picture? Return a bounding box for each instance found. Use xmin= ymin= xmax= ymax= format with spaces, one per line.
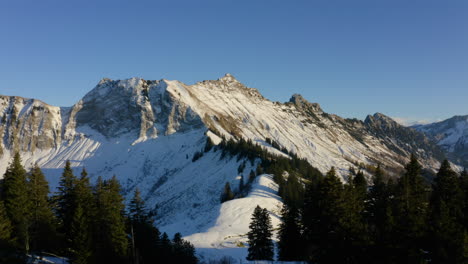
xmin=179 ymin=174 xmax=283 ymax=263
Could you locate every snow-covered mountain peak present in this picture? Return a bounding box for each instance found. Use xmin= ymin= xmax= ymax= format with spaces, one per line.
xmin=218 ymin=73 xmax=239 ymax=84
xmin=414 ymin=115 xmax=468 ymax=167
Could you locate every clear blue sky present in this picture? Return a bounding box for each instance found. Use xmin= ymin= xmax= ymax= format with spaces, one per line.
xmin=1 ymin=0 xmax=467 ymax=124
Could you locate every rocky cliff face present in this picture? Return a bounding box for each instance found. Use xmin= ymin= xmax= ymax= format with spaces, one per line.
xmin=0 ymin=74 xmax=452 ymax=177
xmin=0 ymin=95 xmax=62 ymax=154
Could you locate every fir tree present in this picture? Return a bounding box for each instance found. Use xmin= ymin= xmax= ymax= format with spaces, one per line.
xmin=220 ymin=182 xmax=234 ymax=203
xmin=55 ymin=160 xmax=77 ymax=240
xmin=172 ymin=233 xmax=197 ymax=264
xmin=128 ymin=188 xmax=161 ymax=264
xmin=93 ymin=176 xmax=128 ymax=263
xmin=302 ymin=167 xmax=348 ymax=263
xmin=0 ymin=201 xmax=12 ymax=244
xmin=2 ymin=153 xmax=31 ymax=252
xmin=239 ymin=174 xmax=244 ymax=193
xmin=69 ymin=168 xmax=94 ymax=264
xmin=27 ymin=164 xmax=56 ymax=252
xmin=69 ymin=205 xmax=92 ymax=264
xmin=249 ymin=170 xmax=256 ymax=182
xmin=0 ymin=201 xmax=22 ymax=264
xmin=367 ymin=164 xmax=395 ymax=263
xmin=247 ymin=206 xmax=273 ymax=261
xmin=277 ymin=204 xmax=303 ymax=261
xmin=256 ymin=164 xmax=263 ymax=176
xmin=460 ymin=169 xmax=468 ymax=230
xmin=341 ymin=170 xmax=369 ymax=263
xmin=159 ymin=232 xmax=172 ymax=263
xmin=393 ymin=154 xmax=429 ymax=263
xmin=427 ymin=160 xmax=465 ymax=263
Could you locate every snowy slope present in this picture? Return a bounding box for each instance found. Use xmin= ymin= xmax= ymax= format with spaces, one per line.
xmin=175 ymin=174 xmax=283 ymax=263
xmin=413 ymin=115 xmax=468 ymax=167
xmin=0 ymin=74 xmax=456 ymax=261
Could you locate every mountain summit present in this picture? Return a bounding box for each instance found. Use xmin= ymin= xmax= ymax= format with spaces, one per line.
xmin=0 ymin=74 xmax=462 ymax=261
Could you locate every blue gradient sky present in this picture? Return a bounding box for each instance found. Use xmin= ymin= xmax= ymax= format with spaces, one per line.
xmin=1 ymin=0 xmax=467 ymax=124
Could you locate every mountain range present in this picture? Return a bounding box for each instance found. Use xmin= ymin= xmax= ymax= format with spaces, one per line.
xmin=0 ymin=74 xmax=466 ymax=261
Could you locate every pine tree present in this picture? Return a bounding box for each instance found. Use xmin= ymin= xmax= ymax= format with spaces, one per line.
xmin=393 ymin=154 xmax=429 ymax=263
xmin=69 ymin=205 xmax=92 ymax=264
xmin=342 ymin=169 xmax=369 ymax=263
xmin=220 ymin=182 xmax=234 ymax=203
xmin=2 ymin=153 xmax=31 ymax=252
xmin=239 ymin=174 xmax=244 ymax=193
xmin=172 ymin=233 xmax=197 ymax=264
xmin=93 ymin=176 xmax=128 ymax=263
xmin=247 ymin=206 xmax=273 ymax=261
xmin=55 ymin=160 xmax=77 ymax=241
xmin=277 ymin=204 xmax=303 ymax=261
xmin=249 ymin=170 xmax=256 ymax=182
xmin=460 ymin=169 xmax=468 ymax=230
xmin=303 ymin=167 xmax=357 ymax=263
xmin=427 ymin=160 xmax=465 ymax=263
xmin=27 ymin=164 xmax=56 ymax=252
xmin=128 ymin=188 xmax=161 ymax=264
xmin=159 ymin=232 xmax=172 ymax=263
xmin=69 ymin=168 xmax=94 ymax=264
xmin=0 ymin=201 xmax=12 ymax=244
xmin=367 ymin=164 xmax=395 ymax=263
xmin=0 ymin=200 xmax=22 ymax=264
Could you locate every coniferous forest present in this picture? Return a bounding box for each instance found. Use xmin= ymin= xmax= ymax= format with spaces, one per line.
xmin=1 ymin=137 xmax=468 ymax=264
xmin=247 ymin=155 xmax=468 ymax=264
xmin=217 ymin=136 xmax=468 ymax=263
xmin=0 ymin=153 xmax=197 ymax=264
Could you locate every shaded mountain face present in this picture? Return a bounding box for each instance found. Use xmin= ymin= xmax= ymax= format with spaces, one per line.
xmin=413 ymin=115 xmax=468 ymax=167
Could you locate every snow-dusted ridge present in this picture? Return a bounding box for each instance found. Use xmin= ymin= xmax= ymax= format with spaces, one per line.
xmin=413 ymin=115 xmax=468 ymax=167
xmin=0 ymin=74 xmax=461 ymax=261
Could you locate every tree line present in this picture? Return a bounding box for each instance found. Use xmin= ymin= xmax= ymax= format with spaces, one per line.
xmin=247 ymin=155 xmax=468 ymax=263
xmin=0 ymin=153 xmax=197 ymax=264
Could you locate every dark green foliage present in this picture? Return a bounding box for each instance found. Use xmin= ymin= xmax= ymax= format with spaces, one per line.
xmin=303 ymin=167 xmax=347 ymax=263
xmin=0 ymin=159 xmax=199 ymax=264
xmin=247 ymin=206 xmax=273 ymax=261
xmin=427 ymin=160 xmax=466 ymax=263
xmin=55 ymin=160 xmax=77 ymax=240
xmin=366 ymin=164 xmax=396 ymax=263
xmin=278 ymin=174 xmax=304 ymax=208
xmin=129 ymin=188 xmax=162 ymax=264
xmin=392 ymin=154 xmax=429 ymax=263
xmin=0 ymin=200 xmax=12 ymax=244
xmin=249 ymin=170 xmax=256 ymax=182
xmin=172 ymin=233 xmax=198 ymax=264
xmin=70 ymin=205 xmax=92 ymax=264
xmin=461 ymin=169 xmax=468 ymax=230
xmin=277 ymin=204 xmax=303 ymax=261
xmin=255 ymin=164 xmax=263 ymax=176
xmin=342 ymin=169 xmax=369 ymax=263
xmin=2 ymin=153 xmax=31 ymax=252
xmin=93 ymin=176 xmax=129 ymax=263
xmin=239 ymin=174 xmax=244 ymax=193
xmin=220 ymin=182 xmax=234 ymax=203
xmin=237 ymin=162 xmax=245 ymax=174
xmin=0 ymin=200 xmax=24 ymax=264
xmin=160 ymin=232 xmax=172 ymax=262
xmin=28 ymin=164 xmax=57 ymax=252
xmin=68 ymin=168 xmax=94 ymax=264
